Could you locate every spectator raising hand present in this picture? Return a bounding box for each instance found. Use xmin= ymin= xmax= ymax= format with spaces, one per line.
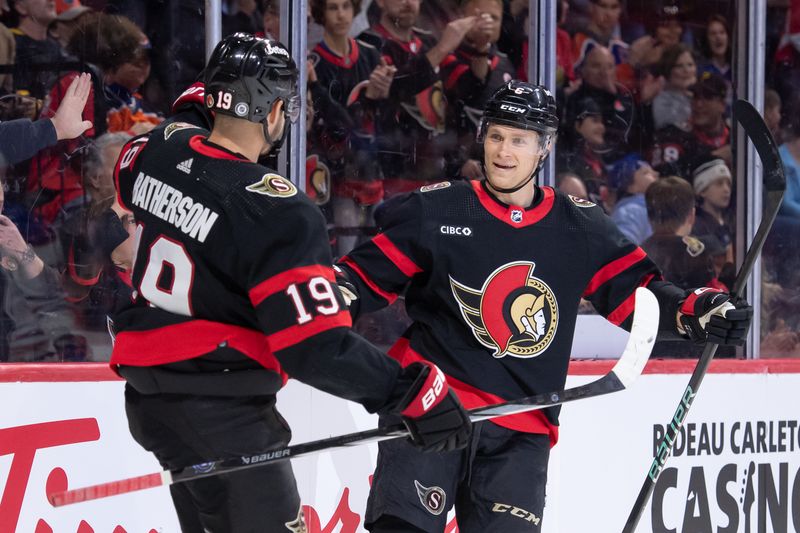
xmin=365 ymin=57 xmax=396 ymax=100
xmin=50 ymin=72 xmax=94 ymax=141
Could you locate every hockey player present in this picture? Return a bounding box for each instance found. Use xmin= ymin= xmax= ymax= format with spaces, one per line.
xmin=335 ymin=80 xmax=753 ymax=532
xmin=110 ymin=33 xmax=471 ymax=533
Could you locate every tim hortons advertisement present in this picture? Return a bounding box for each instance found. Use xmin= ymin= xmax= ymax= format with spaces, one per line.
xmin=0 ymin=364 xmax=798 ymax=532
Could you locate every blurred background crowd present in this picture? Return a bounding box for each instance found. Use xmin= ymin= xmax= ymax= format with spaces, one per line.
xmin=0 ymin=0 xmax=798 ymax=362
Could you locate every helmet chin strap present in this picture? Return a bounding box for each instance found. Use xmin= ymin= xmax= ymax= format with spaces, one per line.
xmin=481 ymin=161 xmax=539 ymax=195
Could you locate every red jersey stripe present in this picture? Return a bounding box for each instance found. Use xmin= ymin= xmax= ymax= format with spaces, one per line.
xmin=249 ymin=265 xmax=335 ymax=306
xmin=446 ymin=64 xmax=470 ymax=90
xmin=111 ymin=320 xmax=280 ymax=374
xmin=606 ymin=274 xmax=656 ymax=326
xmin=373 ymin=233 xmax=422 ymax=277
xmin=583 ymin=247 xmax=647 ymax=298
xmin=339 ymin=256 xmax=399 ymax=304
xmin=266 ymin=310 xmax=352 ymax=352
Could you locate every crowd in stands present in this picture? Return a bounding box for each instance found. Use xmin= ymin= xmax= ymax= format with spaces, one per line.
xmin=0 ymin=0 xmax=798 ymax=360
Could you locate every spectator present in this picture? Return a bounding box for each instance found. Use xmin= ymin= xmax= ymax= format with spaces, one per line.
xmin=57 ymin=132 xmax=134 ymax=334
xmin=439 ymin=0 xmax=515 ymax=180
xmin=6 ymin=0 xmax=71 ymax=101
xmin=642 ymin=175 xmax=721 ymax=290
xmin=652 ymin=44 xmax=697 ymax=131
xmin=0 ymin=172 xmax=88 ymax=361
xmin=572 ymin=0 xmax=635 ymax=88
xmin=764 ymin=88 xmax=782 ymax=144
xmin=564 ymin=44 xmax=635 ymax=155
xmin=0 ymin=21 xmax=13 ymax=94
xmin=609 ymin=154 xmax=657 ymax=244
xmin=557 ymin=96 xmax=610 ymax=208
xmin=260 ymin=0 xmax=279 ymax=39
xmin=0 ymin=71 xmax=91 ymax=166
xmin=691 ymin=156 xmax=733 ymax=262
xmin=358 ymin=0 xmax=477 ymax=189
xmin=49 ymin=0 xmax=92 ymax=48
xmin=648 ymin=71 xmax=730 ymax=178
xmin=641 ymin=175 xmax=730 ymax=357
xmin=698 ymin=14 xmax=732 ymax=84
xmin=556 ymin=171 xmax=590 ymax=200
xmin=29 ymin=12 xmax=160 ymax=224
xmin=308 ymin=0 xmax=394 ymax=255
xmin=766 ymin=117 xmax=800 ymax=284
xmin=628 ymin=0 xmax=685 ymax=70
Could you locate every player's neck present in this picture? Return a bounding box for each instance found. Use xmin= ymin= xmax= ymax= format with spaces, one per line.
xmin=380 ymin=18 xmax=413 ymax=41
xmin=485 ymin=180 xmax=537 ymax=208
xmin=207 ymin=124 xmax=264 ymax=163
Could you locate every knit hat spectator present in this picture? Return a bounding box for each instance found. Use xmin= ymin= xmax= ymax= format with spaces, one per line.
xmin=609 ymin=153 xmax=646 ymax=191
xmin=692 ymin=157 xmax=731 ymax=193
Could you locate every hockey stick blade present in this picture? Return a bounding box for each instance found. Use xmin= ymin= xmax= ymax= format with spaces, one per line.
xmin=621 ymin=99 xmax=786 ymax=533
xmin=49 ymin=288 xmax=658 ymax=508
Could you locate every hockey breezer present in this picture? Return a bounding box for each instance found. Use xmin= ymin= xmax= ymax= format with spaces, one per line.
xmin=621 ymin=99 xmax=786 ymax=533
xmin=48 ymin=288 xmax=659 ymax=507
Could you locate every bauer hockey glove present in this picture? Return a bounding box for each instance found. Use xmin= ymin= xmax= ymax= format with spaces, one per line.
xmin=394 ymin=362 xmax=472 ymax=453
xmin=679 ymin=288 xmax=753 ymax=346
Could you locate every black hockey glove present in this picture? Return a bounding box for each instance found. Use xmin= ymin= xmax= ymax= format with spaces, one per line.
xmin=332 ymin=265 xmax=359 ymax=308
xmin=394 ymin=362 xmax=472 ymax=453
xmin=679 ymin=288 xmax=753 ymax=346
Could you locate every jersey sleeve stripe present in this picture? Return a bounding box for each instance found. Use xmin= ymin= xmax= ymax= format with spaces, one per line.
xmin=582 ymin=247 xmax=647 ymax=298
xmin=373 ymin=233 xmax=422 ymax=277
xmin=606 ymin=273 xmax=657 ymax=326
xmin=266 ymin=310 xmax=353 ymax=352
xmin=249 ymin=265 xmax=336 ymax=307
xmin=445 ymin=64 xmax=470 ymax=90
xmin=339 ymin=256 xmax=399 ymax=304
xmin=110 ymin=319 xmax=280 ymax=373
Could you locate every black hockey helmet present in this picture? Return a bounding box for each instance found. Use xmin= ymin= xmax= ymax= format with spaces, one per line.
xmin=477 ymin=81 xmax=559 ymax=142
xmin=204 ymin=33 xmax=300 ymax=126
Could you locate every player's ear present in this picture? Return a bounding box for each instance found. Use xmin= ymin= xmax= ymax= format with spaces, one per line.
xmin=267 ymin=99 xmax=284 ymax=125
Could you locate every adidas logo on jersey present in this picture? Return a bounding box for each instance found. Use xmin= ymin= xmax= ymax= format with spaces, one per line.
xmin=176 ymin=158 xmax=193 ymax=174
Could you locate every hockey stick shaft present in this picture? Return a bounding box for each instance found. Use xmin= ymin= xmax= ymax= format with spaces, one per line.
xmin=621 ymin=100 xmax=786 ymax=533
xmin=51 ymin=288 xmax=658 ymax=508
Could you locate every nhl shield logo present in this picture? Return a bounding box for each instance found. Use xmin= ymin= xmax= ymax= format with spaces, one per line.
xmin=450 ymin=261 xmax=559 ymax=359
xmin=510 ymin=209 xmax=524 ymax=223
xmin=414 ymin=480 xmax=446 ymax=516
xmin=246 ymin=173 xmax=298 ymax=198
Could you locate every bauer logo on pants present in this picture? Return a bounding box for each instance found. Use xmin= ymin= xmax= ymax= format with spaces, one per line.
xmin=414 ymin=480 xmax=446 ymax=515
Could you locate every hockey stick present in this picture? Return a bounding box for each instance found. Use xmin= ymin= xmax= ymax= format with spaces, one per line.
xmin=621 ymin=99 xmax=787 ymax=533
xmin=49 ymin=288 xmax=658 ymax=507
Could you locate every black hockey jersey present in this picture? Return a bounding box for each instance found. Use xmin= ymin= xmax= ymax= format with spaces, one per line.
xmin=309 ymin=38 xmax=383 ymax=205
xmin=358 ymin=24 xmax=449 ymax=190
xmin=338 ymin=181 xmax=685 ymax=443
xmin=110 ymin=121 xmax=401 ymax=409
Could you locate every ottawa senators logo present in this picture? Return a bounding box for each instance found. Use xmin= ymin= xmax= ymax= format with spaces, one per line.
xmin=246 ymin=173 xmax=298 ymax=198
xmin=450 ymin=261 xmax=558 ymax=359
xmin=401 ymin=81 xmax=446 ymax=134
xmin=306 ymin=154 xmax=331 ymax=205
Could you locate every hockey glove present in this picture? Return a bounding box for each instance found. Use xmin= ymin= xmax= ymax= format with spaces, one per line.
xmin=679 ymin=288 xmax=753 ymax=346
xmin=395 ymin=362 xmax=471 ymax=453
xmin=332 ymin=265 xmax=359 ymax=308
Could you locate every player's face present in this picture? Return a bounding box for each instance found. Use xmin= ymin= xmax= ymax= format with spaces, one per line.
xmin=378 ymin=0 xmax=420 ymax=30
xmin=483 ymin=124 xmax=542 ymax=189
xmin=700 ymin=176 xmax=731 ymax=210
xmin=323 ymin=0 xmax=354 ymax=37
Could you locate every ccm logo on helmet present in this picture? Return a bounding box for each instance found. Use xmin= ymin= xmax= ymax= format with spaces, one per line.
xmin=440 ymin=225 xmax=472 ymax=236
xmin=500 ymin=104 xmax=526 ymax=113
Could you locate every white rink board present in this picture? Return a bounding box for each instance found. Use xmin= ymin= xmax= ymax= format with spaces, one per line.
xmin=1 ymin=365 xmax=799 ymax=532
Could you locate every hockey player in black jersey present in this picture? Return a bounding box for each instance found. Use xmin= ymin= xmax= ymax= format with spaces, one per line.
xmin=335 ymin=81 xmax=753 ymax=532
xmin=110 ymin=33 xmax=471 ymax=533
